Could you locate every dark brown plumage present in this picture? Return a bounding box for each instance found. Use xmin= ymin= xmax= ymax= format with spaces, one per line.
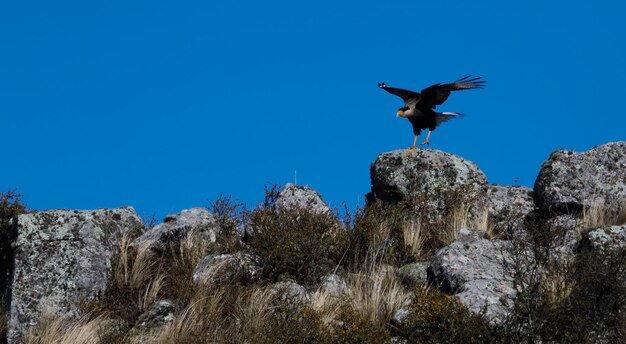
xmin=378 ymin=75 xmax=485 ymax=148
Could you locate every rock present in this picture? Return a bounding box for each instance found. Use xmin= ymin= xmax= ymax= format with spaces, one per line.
xmin=534 ymin=142 xmax=626 ymax=215
xmin=544 ymin=215 xmax=581 ymax=260
xmin=128 ymin=300 xmax=176 ymax=339
xmin=397 ymin=262 xmax=429 ymax=287
xmin=192 ymin=252 xmax=262 ymax=285
xmin=427 ymin=229 xmax=514 ymax=322
xmin=274 ymin=183 xmax=331 ymax=215
xmin=578 ymin=225 xmax=626 ymax=251
xmin=487 ymin=185 xmax=534 ymax=237
xmin=368 ymin=149 xmax=489 ymax=225
xmin=8 ymin=207 xmax=142 ymax=343
xmin=269 ymin=280 xmax=310 ymax=305
xmin=391 ymin=308 xmax=412 ymax=325
xmin=319 ymin=274 xmax=349 ymax=298
xmin=135 ymin=208 xmax=220 ymax=252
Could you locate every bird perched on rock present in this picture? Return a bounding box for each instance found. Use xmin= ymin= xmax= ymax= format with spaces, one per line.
xmin=378 ymin=75 xmax=485 ymax=149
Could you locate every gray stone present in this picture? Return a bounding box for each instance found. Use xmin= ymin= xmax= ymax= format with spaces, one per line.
xmin=578 ymin=225 xmax=626 ymax=251
xmin=534 ymin=142 xmax=626 ymax=215
xmin=269 ymin=280 xmax=310 ymax=305
xmin=487 ymin=185 xmax=534 ymax=236
xmin=397 ymin=262 xmax=429 ymax=287
xmin=274 ymin=183 xmax=331 ymax=215
xmin=8 ymin=207 xmax=142 ymax=343
xmin=391 ymin=308 xmax=412 ymax=325
xmin=135 ymin=207 xmax=220 ymax=252
xmin=428 ymin=229 xmax=514 ymax=322
xmin=368 ymin=149 xmax=489 ymax=224
xmin=130 ymin=299 xmax=175 ymax=337
xmin=192 ymin=252 xmax=262 ymax=285
xmin=319 ymin=274 xmax=349 ymax=298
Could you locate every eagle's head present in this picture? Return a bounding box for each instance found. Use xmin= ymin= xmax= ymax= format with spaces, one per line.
xmin=397 ymin=106 xmax=411 ymax=117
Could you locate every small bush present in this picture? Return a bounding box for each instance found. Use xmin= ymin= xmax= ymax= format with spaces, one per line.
xmin=329 ymin=305 xmax=391 ymax=344
xmin=249 ymin=203 xmax=349 ymax=286
xmin=394 ymin=288 xmax=495 ymax=344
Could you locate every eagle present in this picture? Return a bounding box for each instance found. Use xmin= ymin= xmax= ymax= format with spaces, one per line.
xmin=378 ymin=75 xmax=485 ymax=149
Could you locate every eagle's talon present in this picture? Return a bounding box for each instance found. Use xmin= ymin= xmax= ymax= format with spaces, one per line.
xmin=420 ymin=141 xmax=430 ymax=146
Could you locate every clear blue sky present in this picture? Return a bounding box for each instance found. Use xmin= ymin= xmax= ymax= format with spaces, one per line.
xmin=2 ymin=1 xmax=625 ymax=221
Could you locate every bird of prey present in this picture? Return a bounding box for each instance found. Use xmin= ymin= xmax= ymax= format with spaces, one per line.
xmin=378 ymin=75 xmax=485 ymax=149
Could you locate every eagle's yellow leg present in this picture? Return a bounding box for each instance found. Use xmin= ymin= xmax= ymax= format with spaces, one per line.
xmin=420 ymin=131 xmax=432 ymax=146
xmin=408 ymin=135 xmax=418 ymax=150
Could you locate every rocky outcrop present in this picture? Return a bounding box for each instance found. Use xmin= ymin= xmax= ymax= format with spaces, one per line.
xmin=578 ymin=225 xmax=626 ymax=251
xmin=8 ymin=207 xmax=142 ymax=343
xmin=135 ymin=208 xmax=220 ymax=252
xmin=368 ymin=149 xmax=489 ymax=224
xmin=427 ymin=229 xmax=514 ymax=321
xmin=192 ymin=252 xmax=262 ymax=285
xmin=534 ymin=142 xmax=626 ymax=215
xmin=487 ymin=185 xmax=534 ymax=236
xmin=274 ymin=183 xmax=331 ymax=215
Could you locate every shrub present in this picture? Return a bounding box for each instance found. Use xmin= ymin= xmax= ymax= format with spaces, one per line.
xmin=248 ymin=202 xmax=349 ymax=286
xmin=394 ymin=288 xmax=495 ymax=344
xmin=500 ymin=211 xmax=626 ymax=343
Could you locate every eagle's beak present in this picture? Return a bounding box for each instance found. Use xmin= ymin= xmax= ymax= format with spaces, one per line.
xmin=396 ymin=109 xmax=405 ymax=117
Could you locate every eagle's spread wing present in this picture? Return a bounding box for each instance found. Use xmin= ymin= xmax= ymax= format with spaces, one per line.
xmin=378 ymin=83 xmax=421 ymax=101
xmin=420 ymin=75 xmax=485 ymax=108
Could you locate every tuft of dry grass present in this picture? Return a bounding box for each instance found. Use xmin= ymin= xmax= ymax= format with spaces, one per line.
xmin=114 ymin=234 xmax=164 ymax=313
xmin=235 ymin=287 xmax=277 ymax=341
xmin=581 ymin=198 xmax=626 ymax=232
xmin=177 ymin=230 xmax=211 ymax=270
xmin=438 ymin=203 xmax=489 ymax=245
xmin=402 ymin=217 xmax=426 ymax=260
xmin=541 ymin=268 xmax=572 ymax=307
xmin=21 ymin=313 xmax=108 ymax=344
xmin=310 ymin=288 xmax=343 ymax=326
xmin=345 ymin=266 xmax=410 ymax=325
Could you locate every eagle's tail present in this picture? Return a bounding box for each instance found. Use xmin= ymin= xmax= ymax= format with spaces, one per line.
xmin=435 ymin=111 xmax=464 ymax=125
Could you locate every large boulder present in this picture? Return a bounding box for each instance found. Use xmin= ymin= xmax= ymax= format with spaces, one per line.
xmin=534 ymin=142 xmax=626 ymax=215
xmin=487 ymin=185 xmax=534 ymax=237
xmin=427 ymin=229 xmax=514 ymax=322
xmin=135 ymin=208 xmax=220 ymax=252
xmin=368 ymin=149 xmax=489 ymax=224
xmin=8 ymin=207 xmax=142 ymax=343
xmin=273 ymin=183 xmax=331 ymax=215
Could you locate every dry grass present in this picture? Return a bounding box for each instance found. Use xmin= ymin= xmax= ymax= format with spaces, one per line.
xmin=345 ymin=266 xmax=410 ymax=325
xmin=310 ymin=288 xmax=343 ymax=326
xmin=110 ymin=232 xmax=165 ymax=315
xmin=438 ymin=204 xmax=489 ymax=245
xmin=402 ymin=216 xmax=426 ymax=260
xmin=235 ymin=287 xmax=277 ymax=341
xmin=581 ymin=198 xmax=626 ymax=232
xmin=21 ymin=313 xmax=108 ymax=344
xmin=541 ymin=268 xmax=572 ymax=307
xmin=177 ymin=229 xmax=211 ymax=269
